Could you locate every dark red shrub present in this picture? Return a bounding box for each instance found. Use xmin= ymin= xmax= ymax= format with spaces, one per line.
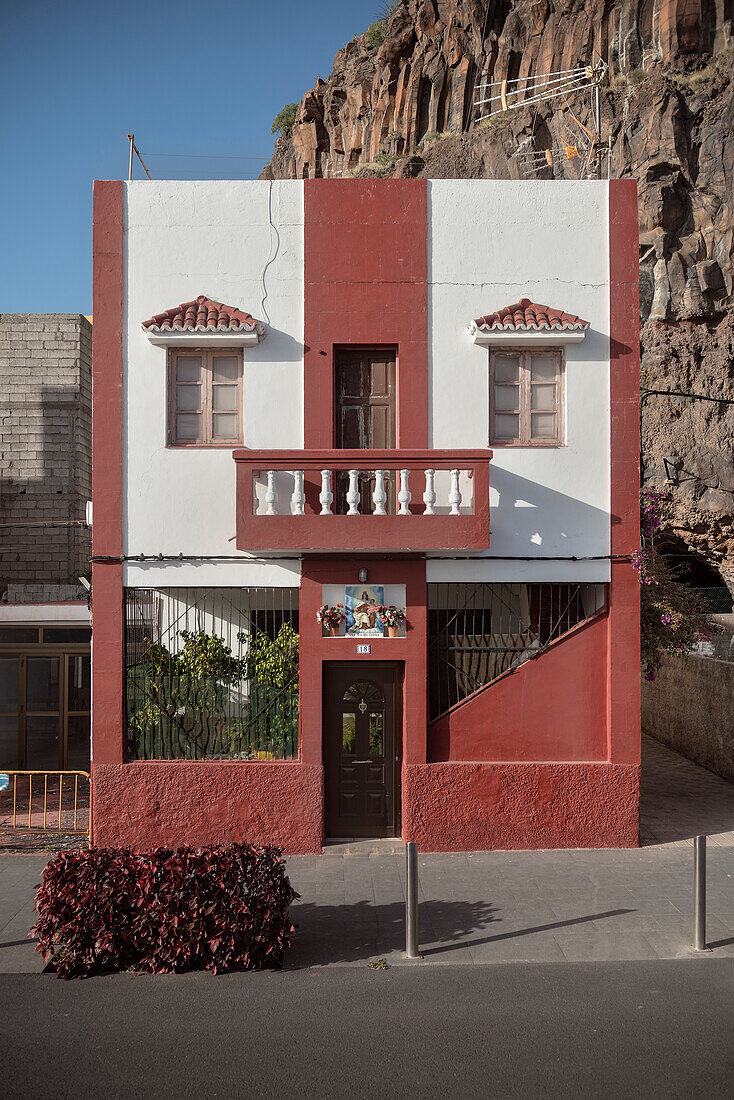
xmin=32 ymin=843 xmax=299 ymax=978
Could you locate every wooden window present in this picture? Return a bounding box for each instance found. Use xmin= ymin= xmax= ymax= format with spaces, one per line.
xmin=168 ymin=349 xmax=243 ymax=446
xmin=489 ymin=349 xmax=564 ymax=445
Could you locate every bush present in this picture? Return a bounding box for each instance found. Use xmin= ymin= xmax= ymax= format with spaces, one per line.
xmin=632 ymin=488 xmax=721 ymax=680
xmin=364 ymin=1 xmax=400 ymax=48
xmin=365 ymin=18 xmax=387 ymax=47
xmin=33 ymin=844 xmax=299 ymax=978
xmin=271 ymin=103 xmax=298 ymax=138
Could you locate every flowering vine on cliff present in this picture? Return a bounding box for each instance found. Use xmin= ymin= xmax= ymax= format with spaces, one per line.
xmin=632 ymin=488 xmax=720 ymax=681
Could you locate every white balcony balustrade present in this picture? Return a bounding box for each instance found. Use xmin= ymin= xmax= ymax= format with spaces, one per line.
xmin=234 ymin=449 xmax=491 ymax=553
xmin=251 ymin=467 xmax=472 ymax=517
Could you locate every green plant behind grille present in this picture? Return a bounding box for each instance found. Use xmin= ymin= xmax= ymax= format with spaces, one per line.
xmin=127 ymin=625 xmax=298 ymax=761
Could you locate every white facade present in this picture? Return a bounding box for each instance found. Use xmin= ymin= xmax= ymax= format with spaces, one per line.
xmin=122 ymin=179 xmax=612 ymax=587
xmin=428 ymin=180 xmax=610 ymax=582
xmin=124 ymin=181 xmax=304 ymax=587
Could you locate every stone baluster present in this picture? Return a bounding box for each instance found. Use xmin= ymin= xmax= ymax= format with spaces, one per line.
xmin=319 ymin=469 xmax=333 ymax=515
xmin=449 ymin=469 xmax=462 ymax=515
xmin=291 ymin=470 xmax=305 ymax=515
xmin=423 ymin=469 xmax=436 ymax=516
xmin=372 ymin=470 xmax=387 ymax=515
xmin=346 ymin=469 xmax=361 ymax=515
xmin=265 ymin=470 xmax=277 ymax=516
xmin=398 ymin=469 xmax=411 ymax=515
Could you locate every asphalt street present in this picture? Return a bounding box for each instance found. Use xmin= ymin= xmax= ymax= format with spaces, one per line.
xmin=3 ymin=959 xmax=734 ymax=1099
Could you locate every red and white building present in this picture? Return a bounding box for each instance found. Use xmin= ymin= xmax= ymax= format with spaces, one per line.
xmin=91 ymin=177 xmax=640 ymax=852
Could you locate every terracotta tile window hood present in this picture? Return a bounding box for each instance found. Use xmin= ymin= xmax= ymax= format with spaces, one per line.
xmin=142 ymin=295 xmax=266 ymax=347
xmin=469 ymin=298 xmax=589 ymax=346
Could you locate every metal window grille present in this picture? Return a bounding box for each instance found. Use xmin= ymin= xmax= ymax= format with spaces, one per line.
xmin=428 ymin=582 xmax=607 ymax=721
xmin=124 ymin=587 xmax=299 ymax=761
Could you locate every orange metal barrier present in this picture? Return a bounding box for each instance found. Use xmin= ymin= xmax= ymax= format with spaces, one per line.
xmin=0 ymin=771 xmax=90 ymax=837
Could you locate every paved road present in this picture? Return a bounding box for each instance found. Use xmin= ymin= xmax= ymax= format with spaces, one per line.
xmin=3 ymin=960 xmax=734 ymax=1098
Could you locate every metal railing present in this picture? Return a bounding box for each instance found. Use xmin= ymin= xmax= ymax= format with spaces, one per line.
xmin=428 ymin=582 xmax=607 ymax=720
xmin=0 ymin=771 xmax=90 ymax=835
xmin=125 ymin=587 xmax=300 ymax=761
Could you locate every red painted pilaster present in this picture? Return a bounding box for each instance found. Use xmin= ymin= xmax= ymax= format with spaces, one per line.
xmin=299 ymin=557 xmax=427 ymax=838
xmin=608 ymin=179 xmax=641 ymax=767
xmin=303 ymin=179 xmax=428 ymax=449
xmin=92 ymin=180 xmax=125 ymax=768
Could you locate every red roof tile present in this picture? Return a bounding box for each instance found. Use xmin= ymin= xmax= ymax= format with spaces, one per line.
xmin=472 ymin=298 xmax=590 ymax=332
xmin=142 ymin=295 xmax=263 ymax=334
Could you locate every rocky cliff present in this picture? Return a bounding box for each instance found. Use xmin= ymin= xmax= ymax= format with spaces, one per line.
xmin=263 ymin=0 xmax=734 ymax=589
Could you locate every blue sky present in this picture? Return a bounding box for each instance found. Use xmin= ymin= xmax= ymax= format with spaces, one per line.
xmin=0 ymin=0 xmax=377 ymax=313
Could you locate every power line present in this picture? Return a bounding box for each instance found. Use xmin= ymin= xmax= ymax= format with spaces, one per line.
xmin=91 ymin=552 xmax=636 ymax=564
xmin=141 ymin=151 xmax=271 ymax=161
xmin=641 ymin=388 xmax=734 ymax=405
xmin=0 ymin=520 xmax=87 ymax=529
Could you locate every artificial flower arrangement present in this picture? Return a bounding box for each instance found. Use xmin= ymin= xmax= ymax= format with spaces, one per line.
xmin=378 ymin=605 xmax=407 ymax=636
xmin=316 ymin=604 xmax=345 ymax=635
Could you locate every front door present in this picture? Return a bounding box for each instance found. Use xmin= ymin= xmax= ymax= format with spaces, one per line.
xmin=324 ymin=663 xmax=400 ymax=838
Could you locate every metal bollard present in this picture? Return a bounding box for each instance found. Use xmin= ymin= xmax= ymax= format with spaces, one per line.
xmin=693 ymin=835 xmax=707 ymax=951
xmin=405 ymin=841 xmax=421 ymax=959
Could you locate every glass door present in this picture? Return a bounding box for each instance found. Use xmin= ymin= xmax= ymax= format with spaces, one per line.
xmin=0 ymin=657 xmax=20 ymax=770
xmin=0 ymin=653 xmax=90 ymax=771
xmin=66 ymin=655 xmax=91 ymax=771
xmin=25 ymin=656 xmax=61 ymax=769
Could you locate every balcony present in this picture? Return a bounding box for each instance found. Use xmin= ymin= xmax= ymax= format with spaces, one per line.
xmin=233 ymin=449 xmax=491 ymax=553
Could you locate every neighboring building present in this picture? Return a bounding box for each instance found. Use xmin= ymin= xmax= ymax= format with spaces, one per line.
xmin=92 ymin=178 xmax=640 ymax=852
xmin=0 ymin=314 xmax=92 ymax=772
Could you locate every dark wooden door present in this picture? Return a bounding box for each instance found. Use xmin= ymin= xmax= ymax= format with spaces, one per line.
xmin=334 ymin=349 xmax=396 ymax=449
xmin=334 ymin=349 xmax=396 ymax=513
xmin=324 ymin=663 xmax=400 ymax=838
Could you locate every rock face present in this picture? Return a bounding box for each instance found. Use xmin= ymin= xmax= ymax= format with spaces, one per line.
xmin=263 ymin=0 xmax=734 ymax=588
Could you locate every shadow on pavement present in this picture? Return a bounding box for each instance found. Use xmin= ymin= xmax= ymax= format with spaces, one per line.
xmin=421 ymin=908 xmax=636 ymax=956
xmin=286 ymin=897 xmax=498 ymax=966
xmin=285 ymin=900 xmax=640 ymax=966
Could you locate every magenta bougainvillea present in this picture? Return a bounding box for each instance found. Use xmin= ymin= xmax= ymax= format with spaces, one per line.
xmin=632 ymin=488 xmax=719 ymax=681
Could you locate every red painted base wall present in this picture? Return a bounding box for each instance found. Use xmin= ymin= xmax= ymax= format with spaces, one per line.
xmin=92 ymin=763 xmax=323 ymax=853
xmin=404 ymin=762 xmax=640 ymax=850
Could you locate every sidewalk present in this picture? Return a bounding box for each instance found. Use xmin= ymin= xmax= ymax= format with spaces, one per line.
xmin=3 ymin=736 xmax=734 ymax=973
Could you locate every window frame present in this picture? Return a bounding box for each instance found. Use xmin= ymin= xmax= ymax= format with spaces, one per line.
xmin=489 ymin=347 xmax=565 ymax=447
xmin=167 ymin=347 xmax=244 ymax=447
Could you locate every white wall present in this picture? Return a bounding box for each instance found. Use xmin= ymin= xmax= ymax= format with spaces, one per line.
xmin=122 ymin=179 xmax=612 ymax=588
xmin=428 ymin=180 xmax=610 ymax=582
xmin=123 ymin=180 xmax=304 ymax=586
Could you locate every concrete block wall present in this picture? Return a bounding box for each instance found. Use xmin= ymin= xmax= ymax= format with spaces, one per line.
xmin=642 ymin=652 xmax=734 ymax=781
xmin=0 ymin=314 xmax=92 ymax=600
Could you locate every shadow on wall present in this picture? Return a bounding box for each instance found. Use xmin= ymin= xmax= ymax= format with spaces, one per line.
xmin=248 ymin=324 xmax=303 ymax=365
xmin=489 ymin=465 xmax=613 ymax=557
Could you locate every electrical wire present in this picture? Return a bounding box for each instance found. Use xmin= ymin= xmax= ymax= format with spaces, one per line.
xmin=0 ymin=520 xmax=87 ymax=529
xmin=91 ymin=552 xmax=636 ymax=564
xmin=141 ymin=152 xmax=271 ymax=161
xmin=259 ymin=180 xmax=280 ymax=325
xmin=641 ymin=388 xmax=734 ymax=405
